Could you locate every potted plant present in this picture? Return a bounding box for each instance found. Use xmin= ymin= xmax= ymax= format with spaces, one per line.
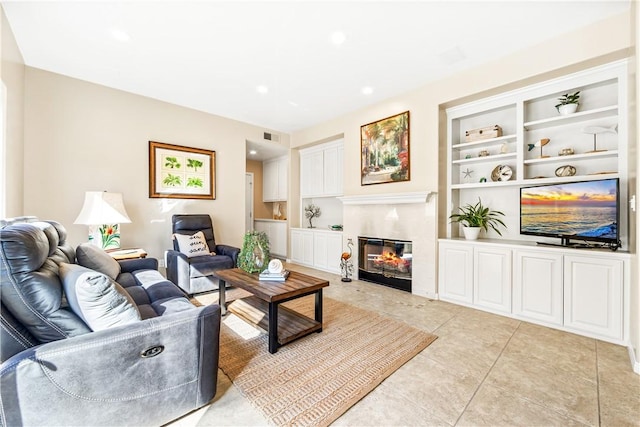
xmin=555 ymin=91 xmax=580 ymax=115
xmin=449 ymin=198 xmax=506 ymax=240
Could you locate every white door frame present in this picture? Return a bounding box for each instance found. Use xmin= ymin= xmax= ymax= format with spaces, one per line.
xmin=245 ymin=172 xmax=254 ymax=232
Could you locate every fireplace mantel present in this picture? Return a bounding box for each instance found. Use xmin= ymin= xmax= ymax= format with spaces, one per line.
xmin=338 ymin=191 xmax=436 ymax=205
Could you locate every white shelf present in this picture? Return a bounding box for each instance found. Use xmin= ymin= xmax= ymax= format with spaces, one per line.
xmin=452 ymin=134 xmax=517 ymax=149
xmin=523 ymin=105 xmax=617 ymax=130
xmin=453 ymin=152 xmax=516 ymax=165
xmin=523 ymin=150 xmax=618 ymax=165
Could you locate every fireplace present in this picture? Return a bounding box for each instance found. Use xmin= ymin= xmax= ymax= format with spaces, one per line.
xmin=358 ymin=237 xmax=412 ymax=292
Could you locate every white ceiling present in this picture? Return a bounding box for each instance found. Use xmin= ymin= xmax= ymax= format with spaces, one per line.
xmin=2 ymin=0 xmax=631 ymax=138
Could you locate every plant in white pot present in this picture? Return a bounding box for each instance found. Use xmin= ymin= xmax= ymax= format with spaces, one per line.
xmin=555 ymin=91 xmax=580 ymax=115
xmin=449 ymin=198 xmax=506 ymax=240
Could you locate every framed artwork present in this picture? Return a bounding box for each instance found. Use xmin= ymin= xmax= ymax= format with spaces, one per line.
xmin=149 ymin=141 xmax=215 ymax=199
xmin=360 ymin=111 xmax=410 ymax=185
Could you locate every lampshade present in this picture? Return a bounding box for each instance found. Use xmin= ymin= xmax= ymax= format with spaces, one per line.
xmin=74 ymin=192 xmax=131 ymax=225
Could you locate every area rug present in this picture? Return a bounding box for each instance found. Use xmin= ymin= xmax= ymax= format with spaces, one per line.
xmin=218 ymin=295 xmax=437 ymax=427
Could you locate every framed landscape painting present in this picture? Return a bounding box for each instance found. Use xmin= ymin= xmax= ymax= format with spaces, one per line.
xmin=361 ymin=111 xmax=410 ymax=185
xmin=149 ymin=141 xmax=216 ymax=199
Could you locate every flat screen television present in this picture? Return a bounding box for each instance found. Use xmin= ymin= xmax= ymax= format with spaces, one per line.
xmin=520 ymin=178 xmax=620 ymax=250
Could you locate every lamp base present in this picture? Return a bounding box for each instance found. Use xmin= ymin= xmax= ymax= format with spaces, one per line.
xmin=88 ymin=224 xmax=121 ymax=250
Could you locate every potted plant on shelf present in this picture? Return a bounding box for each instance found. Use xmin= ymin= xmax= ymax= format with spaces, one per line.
xmin=449 ymin=198 xmax=506 ymax=240
xmin=555 ymin=91 xmax=580 ymax=115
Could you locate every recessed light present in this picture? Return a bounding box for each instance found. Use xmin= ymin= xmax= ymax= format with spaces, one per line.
xmin=249 ymin=150 xmax=257 ymax=155
xmin=110 ymin=28 xmax=131 ymax=42
xmin=256 ymin=85 xmax=269 ymax=94
xmin=361 ymin=86 xmax=374 ymax=95
xmin=331 ymin=31 xmax=346 ymax=46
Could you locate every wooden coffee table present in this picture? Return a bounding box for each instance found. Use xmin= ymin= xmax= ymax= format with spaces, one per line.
xmin=214 ymin=268 xmax=329 ymax=353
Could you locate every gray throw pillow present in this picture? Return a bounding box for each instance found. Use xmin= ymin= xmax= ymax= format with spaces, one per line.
xmin=76 ymin=243 xmax=121 ymax=280
xmin=60 ymin=263 xmax=141 ymax=331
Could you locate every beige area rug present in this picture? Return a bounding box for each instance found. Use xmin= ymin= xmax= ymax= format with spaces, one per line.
xmin=218 ymin=295 xmax=437 ymax=427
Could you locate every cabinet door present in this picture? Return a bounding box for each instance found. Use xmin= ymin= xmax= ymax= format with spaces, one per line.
xmin=300 ymin=151 xmax=324 ymax=197
xmin=291 ymin=229 xmax=313 ymax=266
xmin=473 ymin=246 xmax=511 ymax=314
xmin=313 ymin=232 xmax=328 ymax=270
xmin=326 ymin=232 xmax=343 ymax=274
xmin=253 ymin=220 xmax=268 ymax=234
xmin=277 ymin=157 xmax=288 ymax=200
xmin=269 ymin=222 xmax=287 ymax=257
xmin=438 ymin=242 xmax=473 ymax=304
xmin=262 ymin=160 xmax=277 ymax=201
xmin=323 ymin=146 xmax=339 ymax=196
xmin=513 ymin=250 xmax=563 ymax=326
xmin=564 ymin=255 xmax=623 ymax=340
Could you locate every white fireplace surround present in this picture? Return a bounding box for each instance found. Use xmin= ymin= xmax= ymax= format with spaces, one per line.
xmin=340 ymin=191 xmax=438 ymax=298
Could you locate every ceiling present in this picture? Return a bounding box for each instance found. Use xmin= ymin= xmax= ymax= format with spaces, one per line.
xmin=2 ymin=1 xmax=631 ymax=141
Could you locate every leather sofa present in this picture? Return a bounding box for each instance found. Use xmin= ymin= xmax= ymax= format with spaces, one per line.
xmin=0 ymin=218 xmax=220 ymax=426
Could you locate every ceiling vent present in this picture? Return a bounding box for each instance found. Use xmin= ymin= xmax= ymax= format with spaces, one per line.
xmin=263 ymin=132 xmax=280 ymax=143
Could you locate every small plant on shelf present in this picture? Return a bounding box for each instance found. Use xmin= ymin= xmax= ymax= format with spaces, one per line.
xmin=304 ymin=204 xmax=321 ymax=228
xmin=555 ymin=91 xmax=580 ymax=114
xmin=449 ymin=198 xmax=506 ymax=240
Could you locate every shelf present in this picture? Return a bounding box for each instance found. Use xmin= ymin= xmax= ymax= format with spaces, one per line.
xmin=452 ymin=134 xmax=517 ymax=149
xmin=452 ymin=173 xmax=620 ymax=189
xmin=523 ymin=150 xmax=618 ymax=165
xmin=524 ymin=105 xmax=617 ymax=130
xmin=451 ymin=180 xmax=520 ymax=190
xmin=453 ymin=152 xmax=516 ymax=165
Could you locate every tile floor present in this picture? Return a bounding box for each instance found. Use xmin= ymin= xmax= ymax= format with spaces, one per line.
xmin=172 ymin=264 xmax=640 ymax=427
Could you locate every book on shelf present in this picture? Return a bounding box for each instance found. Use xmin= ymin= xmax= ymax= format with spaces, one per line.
xmin=259 ymin=269 xmax=290 ymax=281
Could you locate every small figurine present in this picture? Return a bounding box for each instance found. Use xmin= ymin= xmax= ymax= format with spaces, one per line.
xmin=340 ymin=239 xmax=354 ymax=282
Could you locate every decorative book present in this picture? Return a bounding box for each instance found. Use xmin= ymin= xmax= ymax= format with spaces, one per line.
xmin=259 ymin=269 xmax=290 ymax=281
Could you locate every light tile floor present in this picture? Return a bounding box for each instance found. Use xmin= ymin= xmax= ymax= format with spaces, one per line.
xmin=171 ymin=264 xmax=640 ymax=427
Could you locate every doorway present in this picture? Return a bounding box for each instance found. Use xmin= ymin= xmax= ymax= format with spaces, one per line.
xmin=245 ymin=173 xmax=254 ymax=232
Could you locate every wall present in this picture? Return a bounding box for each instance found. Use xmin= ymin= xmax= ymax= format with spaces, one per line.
xmin=1 ymin=6 xmax=24 ymax=217
xmin=246 ymin=159 xmax=272 ymax=220
xmin=23 ymin=67 xmax=281 ymax=260
xmin=290 ymin=10 xmax=637 ymax=349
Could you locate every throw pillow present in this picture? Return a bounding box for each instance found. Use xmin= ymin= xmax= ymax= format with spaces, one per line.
xmin=76 ymin=243 xmax=121 ymax=280
xmin=173 ymin=231 xmax=213 ymax=258
xmin=59 ymin=263 xmax=141 ymax=331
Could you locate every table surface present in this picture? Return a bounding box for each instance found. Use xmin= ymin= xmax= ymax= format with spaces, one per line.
xmin=213 ymin=268 xmax=329 ymax=302
xmin=106 ymin=248 xmax=147 ymax=260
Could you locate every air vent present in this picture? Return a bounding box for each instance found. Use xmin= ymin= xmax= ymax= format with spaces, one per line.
xmin=263 ymin=132 xmax=280 ymax=143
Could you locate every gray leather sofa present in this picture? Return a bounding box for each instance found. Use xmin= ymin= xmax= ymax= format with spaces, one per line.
xmin=0 ymin=218 xmax=220 ymax=426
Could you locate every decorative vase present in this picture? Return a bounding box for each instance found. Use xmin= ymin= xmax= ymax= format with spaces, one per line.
xmin=238 ymin=231 xmax=270 ymax=273
xmin=462 ymin=226 xmax=481 ymax=240
xmin=558 ymin=103 xmax=578 ymax=115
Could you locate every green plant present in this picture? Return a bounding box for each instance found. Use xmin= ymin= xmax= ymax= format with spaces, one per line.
xmin=555 ymin=91 xmax=580 ymax=111
xmin=163 ymin=173 xmax=182 ymax=187
xmin=187 ymin=158 xmax=203 ymax=171
xmin=237 ymin=231 xmax=270 ymax=273
xmin=449 ymin=198 xmax=506 ymax=236
xmin=164 ymin=156 xmax=181 ymax=169
xmin=186 ymin=177 xmax=203 ymax=188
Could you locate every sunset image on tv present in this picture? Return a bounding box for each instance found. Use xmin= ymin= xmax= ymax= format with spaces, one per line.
xmin=520 ymin=178 xmax=618 ymax=239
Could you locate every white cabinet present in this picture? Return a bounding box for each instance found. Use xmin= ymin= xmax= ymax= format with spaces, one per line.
xmin=438 ymin=239 xmax=629 ymax=344
xmin=473 ymin=246 xmax=511 ymax=314
xmin=254 ymin=220 xmax=287 ymax=257
xmin=263 ymin=156 xmax=288 ymax=202
xmin=300 ymin=140 xmax=344 ymax=198
xmin=290 ymin=228 xmax=342 ymax=274
xmin=563 ymin=255 xmax=623 ymax=340
xmin=438 ymin=241 xmax=473 ymax=304
xmin=513 ymin=249 xmax=563 ymax=326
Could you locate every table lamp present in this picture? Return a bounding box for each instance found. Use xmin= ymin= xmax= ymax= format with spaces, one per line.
xmin=74 ymin=191 xmax=131 ymax=250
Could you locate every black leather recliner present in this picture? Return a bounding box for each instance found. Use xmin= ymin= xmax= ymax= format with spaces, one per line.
xmin=0 ymin=218 xmax=220 ymax=426
xmin=166 ymin=214 xmax=240 ymax=295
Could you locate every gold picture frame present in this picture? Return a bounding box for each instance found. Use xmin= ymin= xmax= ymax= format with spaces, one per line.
xmin=360 ymin=111 xmax=410 ymax=185
xmin=149 ymin=141 xmax=215 ymax=199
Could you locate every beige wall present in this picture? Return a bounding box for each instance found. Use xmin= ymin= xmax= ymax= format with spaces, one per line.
xmin=246 ymin=159 xmax=272 ymax=220
xmin=23 ymin=67 xmax=275 ymax=260
xmin=1 ymin=6 xmax=24 ymax=217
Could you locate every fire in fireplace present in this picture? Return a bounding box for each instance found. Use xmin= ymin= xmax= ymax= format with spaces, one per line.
xmin=358 ymin=237 xmax=412 ymax=292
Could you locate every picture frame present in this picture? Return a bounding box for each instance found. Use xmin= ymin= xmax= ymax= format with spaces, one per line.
xmin=149 ymin=141 xmax=215 ymax=199
xmin=360 ymin=111 xmax=410 ymax=185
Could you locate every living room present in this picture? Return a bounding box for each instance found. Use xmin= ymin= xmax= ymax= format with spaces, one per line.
xmin=1 ymin=1 xmax=639 ymax=426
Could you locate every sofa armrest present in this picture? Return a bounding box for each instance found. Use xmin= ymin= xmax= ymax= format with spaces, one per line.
xmin=0 ymin=304 xmax=220 ymax=427
xmin=215 ymin=244 xmax=240 ymax=266
xmin=119 ymin=257 xmax=158 ymax=273
xmin=165 ymin=249 xmax=191 ymax=293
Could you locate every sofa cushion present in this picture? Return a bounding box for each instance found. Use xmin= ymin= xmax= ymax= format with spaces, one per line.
xmin=76 ymin=243 xmax=121 ymax=280
xmin=189 ymin=255 xmax=234 ymax=278
xmin=60 ymin=263 xmax=141 ymax=331
xmin=174 ymin=231 xmax=213 ymax=258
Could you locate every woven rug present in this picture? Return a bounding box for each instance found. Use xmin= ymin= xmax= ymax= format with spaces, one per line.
xmin=218 ymin=295 xmax=437 ymax=427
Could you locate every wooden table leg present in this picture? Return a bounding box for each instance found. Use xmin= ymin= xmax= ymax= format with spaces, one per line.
xmin=219 ymin=279 xmax=226 ymax=316
xmin=268 ymin=302 xmax=279 ymax=353
xmin=315 ymin=289 xmax=323 ymax=332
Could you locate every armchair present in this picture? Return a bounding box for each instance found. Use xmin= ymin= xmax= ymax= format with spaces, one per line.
xmin=166 ymin=214 xmax=240 ymax=295
xmin=0 ymin=219 xmax=220 ymax=426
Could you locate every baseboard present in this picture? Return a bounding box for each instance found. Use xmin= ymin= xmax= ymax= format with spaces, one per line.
xmin=628 ymin=344 xmax=640 ymax=375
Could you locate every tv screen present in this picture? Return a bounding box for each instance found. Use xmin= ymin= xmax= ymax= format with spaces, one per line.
xmin=520 ymin=178 xmax=620 ymax=249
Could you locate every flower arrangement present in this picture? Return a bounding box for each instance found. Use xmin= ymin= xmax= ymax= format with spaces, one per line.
xmin=304 ymin=204 xmax=321 ymax=228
